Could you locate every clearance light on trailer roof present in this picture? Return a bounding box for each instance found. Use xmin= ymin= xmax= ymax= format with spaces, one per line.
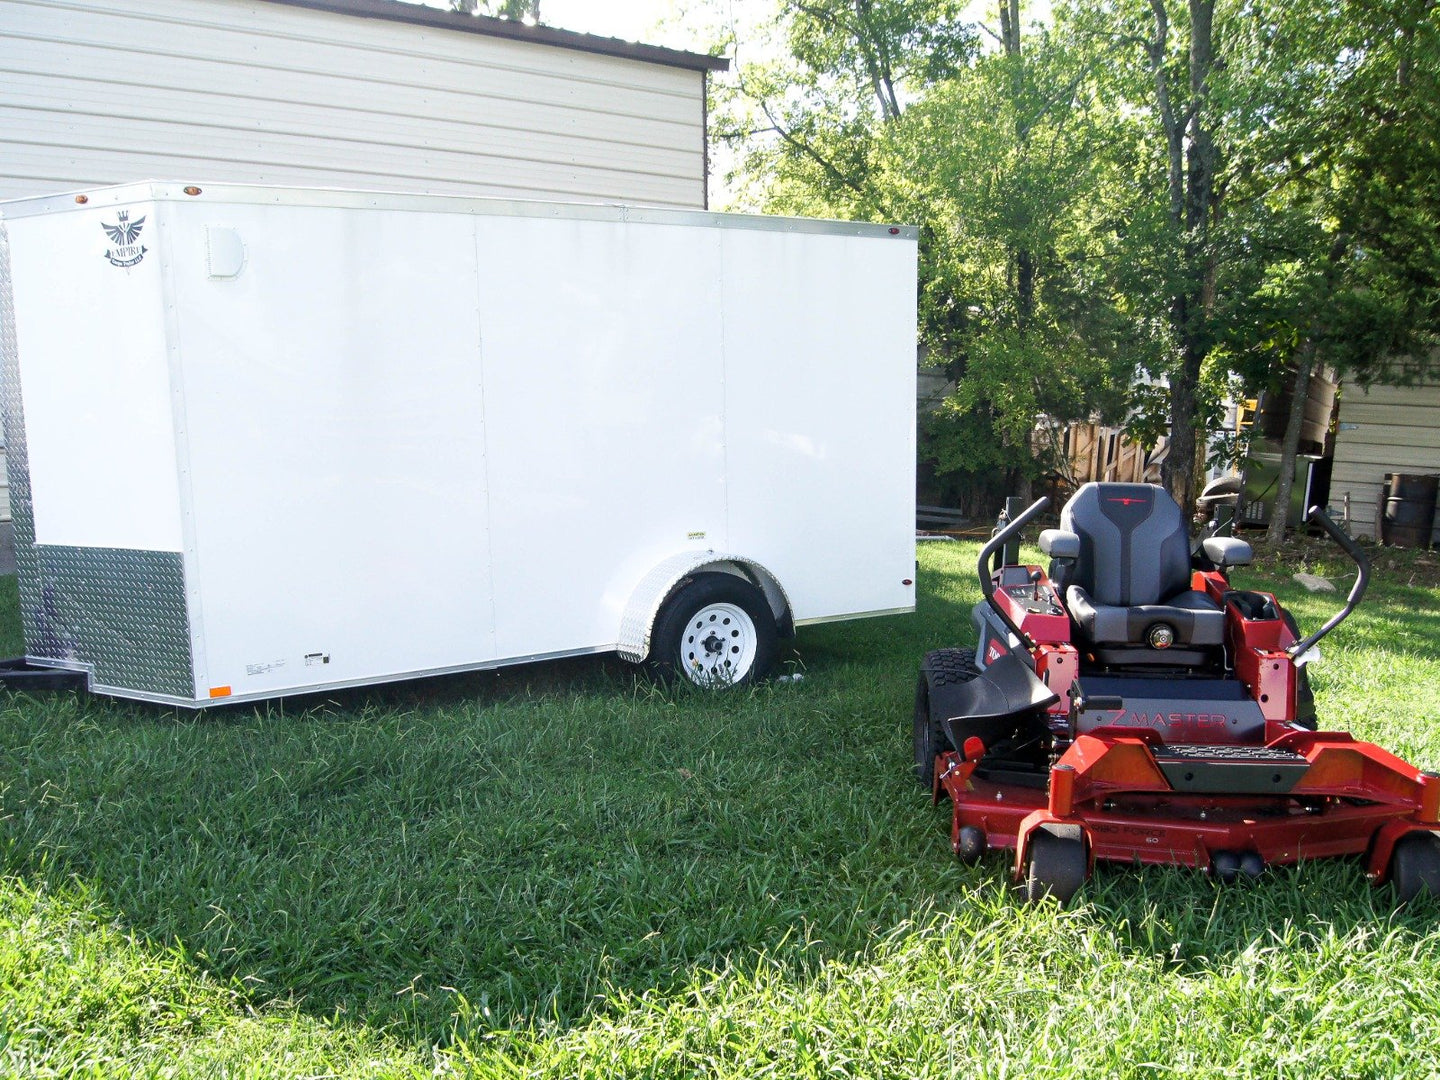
xmin=889 ymin=227 xmax=900 ymax=235
xmin=184 ymin=186 xmax=203 ymax=196
xmin=74 ymin=195 xmax=88 ymax=204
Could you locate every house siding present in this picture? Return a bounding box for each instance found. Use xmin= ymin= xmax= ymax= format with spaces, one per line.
xmin=1331 ymin=377 xmax=1440 ymax=545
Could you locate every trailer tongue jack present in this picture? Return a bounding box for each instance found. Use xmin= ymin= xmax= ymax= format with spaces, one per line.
xmin=914 ymin=482 xmax=1440 ymax=906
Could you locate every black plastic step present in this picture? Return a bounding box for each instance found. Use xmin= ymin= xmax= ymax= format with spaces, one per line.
xmin=1152 ymin=743 xmax=1309 ymax=795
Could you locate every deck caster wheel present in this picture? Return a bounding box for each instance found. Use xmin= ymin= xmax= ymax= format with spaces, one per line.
xmin=1389 ymin=832 xmax=1440 ymax=904
xmin=1239 ymin=852 xmax=1265 ymax=879
xmin=955 ymin=825 xmax=986 ymax=862
xmin=1211 ymin=851 xmax=1241 ymax=884
xmin=1023 ymin=830 xmax=1087 ymax=904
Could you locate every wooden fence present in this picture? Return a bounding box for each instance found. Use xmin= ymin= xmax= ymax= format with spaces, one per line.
xmin=1054 ymin=422 xmax=1161 ymax=487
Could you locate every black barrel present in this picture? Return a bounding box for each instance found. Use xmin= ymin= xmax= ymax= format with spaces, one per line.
xmin=1382 ymin=472 xmax=1439 ymax=548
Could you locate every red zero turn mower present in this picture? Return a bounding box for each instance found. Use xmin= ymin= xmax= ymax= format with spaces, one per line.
xmin=913 ymin=482 xmax=1440 ymax=905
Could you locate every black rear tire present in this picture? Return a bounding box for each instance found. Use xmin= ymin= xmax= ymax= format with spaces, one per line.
xmin=1023 ymin=830 xmax=1087 ymax=904
xmin=913 ymin=672 xmax=940 ymax=788
xmin=647 ymin=573 xmax=779 ymax=688
xmin=914 ymin=648 xmax=981 ymax=788
xmin=1390 ymin=832 xmax=1440 ymax=904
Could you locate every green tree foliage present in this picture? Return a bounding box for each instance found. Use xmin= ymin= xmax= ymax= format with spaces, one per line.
xmin=449 ymin=0 xmax=540 ymax=19
xmin=886 ymin=40 xmax=1141 ymax=500
xmin=1227 ymin=0 xmax=1440 ymax=538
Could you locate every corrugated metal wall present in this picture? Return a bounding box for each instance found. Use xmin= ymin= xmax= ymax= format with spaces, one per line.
xmin=1332 ymin=377 xmax=1440 ymax=544
xmin=0 ymin=0 xmax=708 ymax=206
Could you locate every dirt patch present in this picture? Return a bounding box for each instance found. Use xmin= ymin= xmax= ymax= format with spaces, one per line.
xmin=1246 ymin=533 xmax=1440 ymax=589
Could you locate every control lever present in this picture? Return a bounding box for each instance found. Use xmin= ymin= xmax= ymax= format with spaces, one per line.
xmin=1030 ymin=569 xmax=1044 ymax=602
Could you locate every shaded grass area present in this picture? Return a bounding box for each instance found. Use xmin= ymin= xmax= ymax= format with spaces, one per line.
xmin=0 ymin=543 xmax=1437 ymax=1075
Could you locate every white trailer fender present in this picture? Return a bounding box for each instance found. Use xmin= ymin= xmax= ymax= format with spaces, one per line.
xmin=617 ymin=553 xmax=793 ymax=663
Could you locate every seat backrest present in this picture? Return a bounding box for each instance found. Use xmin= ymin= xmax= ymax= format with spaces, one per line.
xmin=1060 ymin=482 xmax=1192 ymax=605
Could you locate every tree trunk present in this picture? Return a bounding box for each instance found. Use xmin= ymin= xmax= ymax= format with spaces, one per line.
xmin=1161 ymin=324 xmax=1204 ymax=514
xmin=1000 ymin=1 xmax=1035 ymax=338
xmin=1150 ymin=0 xmax=1218 ymax=518
xmin=1266 ymin=343 xmax=1317 ymax=545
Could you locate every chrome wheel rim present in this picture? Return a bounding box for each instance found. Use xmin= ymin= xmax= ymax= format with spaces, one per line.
xmin=681 ymin=602 xmax=758 ymax=686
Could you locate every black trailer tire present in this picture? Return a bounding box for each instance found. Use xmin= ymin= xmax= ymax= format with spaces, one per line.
xmin=1023 ymin=830 xmax=1087 ymax=905
xmin=914 ymin=649 xmax=981 ymax=788
xmin=1389 ymin=832 xmax=1440 ymax=905
xmin=647 ymin=573 xmax=779 ymax=688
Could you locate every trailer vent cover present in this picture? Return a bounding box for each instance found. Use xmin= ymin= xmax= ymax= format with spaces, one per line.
xmin=206 ymin=226 xmax=246 ymax=279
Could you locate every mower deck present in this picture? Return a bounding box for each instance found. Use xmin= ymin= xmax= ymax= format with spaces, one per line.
xmin=935 ymin=731 xmax=1440 ymax=882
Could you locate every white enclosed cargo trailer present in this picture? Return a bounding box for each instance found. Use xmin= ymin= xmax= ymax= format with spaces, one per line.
xmin=0 ymin=182 xmax=917 ymax=706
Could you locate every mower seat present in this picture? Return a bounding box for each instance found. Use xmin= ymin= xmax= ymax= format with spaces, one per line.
xmin=1055 ymin=482 xmax=1225 ymax=650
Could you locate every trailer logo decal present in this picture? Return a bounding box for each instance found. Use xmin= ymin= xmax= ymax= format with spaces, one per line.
xmin=101 ymin=211 xmax=148 ymax=267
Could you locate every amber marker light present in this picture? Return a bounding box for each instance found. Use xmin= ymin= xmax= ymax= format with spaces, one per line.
xmin=74 ymin=195 xmax=88 ymax=204
xmin=184 ymin=186 xmax=203 ymax=196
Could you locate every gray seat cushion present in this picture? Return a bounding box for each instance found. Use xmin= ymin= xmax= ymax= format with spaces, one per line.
xmin=1067 ymin=584 xmax=1226 ymax=646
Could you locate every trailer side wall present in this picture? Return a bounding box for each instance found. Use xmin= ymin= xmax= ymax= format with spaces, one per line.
xmin=1 ymin=184 xmax=917 ymax=703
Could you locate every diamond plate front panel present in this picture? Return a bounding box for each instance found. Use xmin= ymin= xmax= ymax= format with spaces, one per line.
xmin=0 ymin=224 xmax=194 ymax=700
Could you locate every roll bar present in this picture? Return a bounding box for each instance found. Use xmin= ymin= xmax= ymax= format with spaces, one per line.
xmin=1287 ymin=505 xmax=1370 ymax=659
xmin=978 ymin=496 xmax=1049 ymax=653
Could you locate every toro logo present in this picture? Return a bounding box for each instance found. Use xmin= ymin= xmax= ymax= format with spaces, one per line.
xmin=1106 ymin=496 xmax=1147 ymax=506
xmin=985 ymin=640 xmax=1008 ymax=664
xmin=101 ymin=211 xmax=147 ymax=268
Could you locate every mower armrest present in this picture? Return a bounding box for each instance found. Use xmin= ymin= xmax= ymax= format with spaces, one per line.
xmin=1040 ymin=529 xmax=1080 ymax=561
xmin=1201 ymin=536 xmax=1253 ymax=569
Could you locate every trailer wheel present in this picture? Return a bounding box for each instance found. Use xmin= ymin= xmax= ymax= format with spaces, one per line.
xmin=1389 ymin=832 xmax=1440 ymax=905
xmin=648 ymin=573 xmax=778 ymax=688
xmin=1022 ymin=830 xmax=1087 ymax=905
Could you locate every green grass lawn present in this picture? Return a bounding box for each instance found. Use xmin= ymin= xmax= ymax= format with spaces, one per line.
xmin=0 ymin=540 xmax=1438 ymax=1077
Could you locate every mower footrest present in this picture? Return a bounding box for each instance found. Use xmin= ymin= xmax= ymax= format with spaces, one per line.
xmin=1152 ymin=743 xmax=1309 ymax=795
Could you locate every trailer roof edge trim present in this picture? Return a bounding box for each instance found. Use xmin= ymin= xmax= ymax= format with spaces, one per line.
xmin=259 ymin=0 xmax=731 ymax=72
xmin=0 ymin=182 xmax=919 ymax=241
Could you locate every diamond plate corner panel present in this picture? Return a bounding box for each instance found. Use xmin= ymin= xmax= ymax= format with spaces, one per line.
xmin=0 ymin=223 xmax=194 ymax=699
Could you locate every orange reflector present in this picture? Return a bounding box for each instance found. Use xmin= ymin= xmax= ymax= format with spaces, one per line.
xmin=209 ymin=685 xmax=231 ymax=698
xmin=74 ymin=194 xmax=89 ymax=204
xmin=184 ymin=186 xmax=203 ymax=196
